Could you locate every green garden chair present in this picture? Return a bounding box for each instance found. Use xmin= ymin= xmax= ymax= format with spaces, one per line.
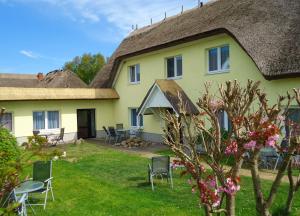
xmin=29 ymin=160 xmax=54 ymax=209
xmin=148 ymin=156 xmax=173 ymax=191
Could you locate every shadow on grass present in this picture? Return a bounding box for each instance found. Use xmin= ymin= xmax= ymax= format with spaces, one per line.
xmin=273 ymin=207 xmax=289 ymax=216
xmin=127 ymin=176 xmax=145 ymax=181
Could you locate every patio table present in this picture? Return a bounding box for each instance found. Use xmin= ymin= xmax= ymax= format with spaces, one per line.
xmin=15 ymin=181 xmax=44 ymax=216
xmin=117 ymin=129 xmax=128 ymax=140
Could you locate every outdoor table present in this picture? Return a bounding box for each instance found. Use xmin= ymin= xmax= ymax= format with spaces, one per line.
xmin=15 ymin=181 xmax=44 ymax=216
xmin=117 ymin=129 xmax=128 ymax=140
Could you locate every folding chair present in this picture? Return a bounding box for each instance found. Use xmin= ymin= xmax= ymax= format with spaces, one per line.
xmin=148 ymin=156 xmax=173 ymax=191
xmin=103 ymin=126 xmax=110 ymax=143
xmin=50 ymin=128 xmax=65 ymax=146
xmin=29 ymin=161 xmax=54 ymax=209
xmin=108 ymin=127 xmax=120 ymax=144
xmin=1 ymin=190 xmax=27 ymax=216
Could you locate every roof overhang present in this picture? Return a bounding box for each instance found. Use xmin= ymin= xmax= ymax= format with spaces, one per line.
xmin=138 ymin=83 xmax=178 ymax=116
xmin=0 ymin=87 xmax=119 ymax=101
xmin=138 ymin=79 xmax=199 ymax=117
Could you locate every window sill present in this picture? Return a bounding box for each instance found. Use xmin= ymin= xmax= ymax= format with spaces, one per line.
xmin=207 ymin=70 xmax=230 ymax=75
xmin=166 ymin=76 xmax=182 ymax=80
xmin=37 ymin=128 xmax=60 ymax=134
xmin=128 ymin=82 xmax=141 ymax=85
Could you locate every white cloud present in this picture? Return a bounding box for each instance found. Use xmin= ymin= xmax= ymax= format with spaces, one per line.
xmin=15 ymin=0 xmax=211 ymax=34
xmin=19 ymin=50 xmax=39 ymax=59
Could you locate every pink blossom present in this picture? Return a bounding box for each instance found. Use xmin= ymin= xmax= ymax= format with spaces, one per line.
xmin=209 ymin=99 xmax=223 ymax=112
xmin=220 ymin=178 xmax=240 ymax=195
xmin=277 ymin=115 xmax=285 ymax=122
xmin=244 ymin=140 xmax=257 ymax=150
xmin=225 ymin=141 xmax=238 ymax=155
xmin=191 ymin=187 xmax=196 ymax=194
xmin=265 ymin=134 xmax=279 ymax=147
xmin=260 ymin=117 xmax=269 ymax=124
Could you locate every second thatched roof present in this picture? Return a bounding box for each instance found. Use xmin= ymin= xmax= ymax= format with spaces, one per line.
xmin=91 ymin=0 xmax=300 ymax=88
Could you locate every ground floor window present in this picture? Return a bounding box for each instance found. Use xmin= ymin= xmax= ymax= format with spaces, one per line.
xmin=218 ymin=110 xmax=231 ymax=131
xmin=33 ymin=111 xmax=60 ymax=130
xmin=130 ymin=108 xmax=143 ymax=127
xmin=0 ymin=113 xmax=12 ymax=131
xmin=286 ymin=108 xmax=300 ymax=137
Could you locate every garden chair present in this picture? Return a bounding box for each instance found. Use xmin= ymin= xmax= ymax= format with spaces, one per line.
xmin=259 ymin=148 xmax=281 ymax=170
xmin=148 ymin=156 xmax=173 ymax=191
xmin=103 ymin=126 xmax=110 ymax=143
xmin=50 ymin=128 xmax=64 ymax=146
xmin=116 ymin=123 xmax=123 ymax=130
xmin=29 ymin=160 xmax=54 ymax=210
xmin=1 ymin=190 xmax=27 ymax=216
xmin=108 ymin=127 xmax=121 ymax=144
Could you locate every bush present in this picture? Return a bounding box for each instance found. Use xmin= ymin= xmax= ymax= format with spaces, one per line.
xmin=0 ymin=128 xmax=20 ymax=166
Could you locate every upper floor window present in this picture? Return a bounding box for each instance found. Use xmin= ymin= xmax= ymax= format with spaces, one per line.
xmin=0 ymin=113 xmax=12 ymax=131
xmin=33 ymin=111 xmax=60 ymax=130
xmin=208 ymin=45 xmax=229 ymax=73
xmin=129 ymin=64 xmax=140 ymax=84
xmin=130 ymin=108 xmax=143 ymax=128
xmin=166 ymin=55 xmax=182 ymax=79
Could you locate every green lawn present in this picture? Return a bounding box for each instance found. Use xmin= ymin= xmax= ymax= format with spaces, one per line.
xmin=23 ymin=143 xmax=300 ymax=216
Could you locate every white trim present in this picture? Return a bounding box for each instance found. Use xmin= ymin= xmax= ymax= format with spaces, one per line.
xmin=138 ymin=83 xmax=178 ymax=117
xmin=128 ymin=64 xmax=140 ymax=85
xmin=32 ymin=110 xmax=60 ymax=132
xmin=166 ymin=55 xmax=182 ymax=79
xmin=207 ymin=45 xmax=230 ymax=74
xmin=129 ymin=107 xmax=144 ymax=128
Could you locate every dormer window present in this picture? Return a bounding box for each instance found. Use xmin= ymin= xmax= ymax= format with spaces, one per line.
xmin=129 ymin=64 xmax=140 ymax=84
xmin=166 ymin=55 xmax=182 ymax=79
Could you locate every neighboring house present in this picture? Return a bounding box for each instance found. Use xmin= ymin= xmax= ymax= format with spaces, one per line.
xmin=0 ymin=70 xmax=119 ymax=143
xmin=0 ymin=0 xmax=299 ymax=144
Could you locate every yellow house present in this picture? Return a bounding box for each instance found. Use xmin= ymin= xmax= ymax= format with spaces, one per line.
xmin=1 ymin=0 xmax=299 ymax=144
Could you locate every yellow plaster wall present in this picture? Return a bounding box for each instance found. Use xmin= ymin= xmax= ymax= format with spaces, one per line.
xmin=0 ymin=100 xmax=114 ymax=138
xmin=113 ymin=34 xmax=300 ymax=135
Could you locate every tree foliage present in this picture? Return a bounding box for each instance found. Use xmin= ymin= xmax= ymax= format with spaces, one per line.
xmin=63 ymin=53 xmax=106 ymax=84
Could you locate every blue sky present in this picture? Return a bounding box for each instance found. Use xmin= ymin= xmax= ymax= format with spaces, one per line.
xmin=0 ymin=0 xmax=210 ymax=74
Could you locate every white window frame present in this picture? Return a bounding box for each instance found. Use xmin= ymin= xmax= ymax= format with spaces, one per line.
xmin=33 ymin=110 xmax=60 ymax=132
xmin=0 ymin=112 xmax=13 ymax=132
xmin=128 ymin=64 xmax=140 ymax=84
xmin=207 ymin=45 xmax=230 ymax=74
xmin=129 ymin=108 xmax=143 ymax=129
xmin=166 ymin=55 xmax=182 ymax=79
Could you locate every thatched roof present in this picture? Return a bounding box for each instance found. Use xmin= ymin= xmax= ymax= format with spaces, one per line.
xmin=0 ymin=87 xmax=119 ymax=101
xmin=138 ymin=80 xmax=199 ymax=115
xmin=38 ymin=70 xmax=87 ymax=88
xmin=91 ymin=0 xmax=300 ymax=88
xmin=0 ymin=73 xmax=40 ymax=88
xmin=0 ymin=70 xmax=87 ymax=88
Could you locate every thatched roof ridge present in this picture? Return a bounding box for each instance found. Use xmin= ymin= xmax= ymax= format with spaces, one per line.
xmin=0 ymin=87 xmax=119 ymax=101
xmin=0 ymin=70 xmax=88 ymax=88
xmin=39 ymin=70 xmax=87 ymax=88
xmin=91 ymin=0 xmax=300 ymax=88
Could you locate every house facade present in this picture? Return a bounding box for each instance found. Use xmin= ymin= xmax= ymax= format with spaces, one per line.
xmin=1 ymin=0 xmax=299 ymax=144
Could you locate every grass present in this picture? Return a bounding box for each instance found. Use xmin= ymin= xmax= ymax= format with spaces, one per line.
xmin=23 ymin=142 xmax=300 ymax=216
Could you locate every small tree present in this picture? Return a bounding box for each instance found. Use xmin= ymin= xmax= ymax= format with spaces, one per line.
xmin=163 ymin=80 xmax=300 ymax=215
xmin=64 ymin=53 xmax=106 ymax=84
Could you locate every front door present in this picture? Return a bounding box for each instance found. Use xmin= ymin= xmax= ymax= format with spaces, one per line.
xmin=77 ymin=109 xmax=96 ymax=139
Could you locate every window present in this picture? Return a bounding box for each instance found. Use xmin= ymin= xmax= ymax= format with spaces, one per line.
xmin=285 ymin=108 xmax=300 ymax=137
xmin=129 ymin=64 xmax=140 ymax=84
xmin=208 ymin=45 xmax=229 ymax=73
xmin=218 ymin=110 xmax=231 ymax=131
xmin=33 ymin=111 xmax=60 ymax=130
xmin=166 ymin=55 xmax=182 ymax=79
xmin=0 ymin=113 xmax=12 ymax=131
xmin=130 ymin=108 xmax=143 ymax=127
